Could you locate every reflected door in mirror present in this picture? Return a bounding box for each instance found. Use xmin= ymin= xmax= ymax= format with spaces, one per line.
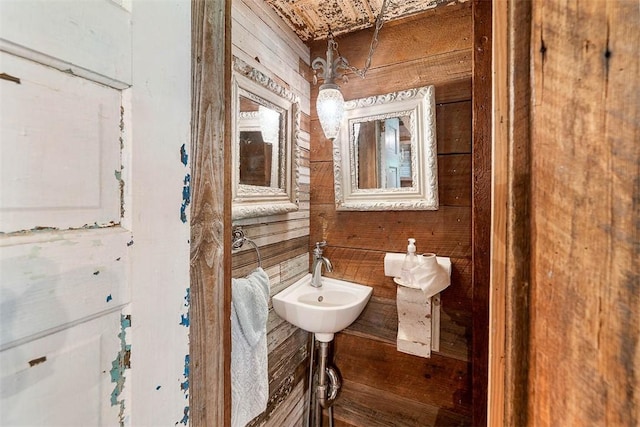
xmin=355 ymin=116 xmax=412 ymax=189
xmin=239 ymin=131 xmax=272 ymax=186
xmin=238 ymin=95 xmax=282 ymax=189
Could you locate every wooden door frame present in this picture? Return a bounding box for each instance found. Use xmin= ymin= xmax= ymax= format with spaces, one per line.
xmin=189 ymin=0 xmax=233 ymax=426
xmin=186 ymin=1 xmax=533 ymax=426
xmin=487 ymin=0 xmax=532 ymax=425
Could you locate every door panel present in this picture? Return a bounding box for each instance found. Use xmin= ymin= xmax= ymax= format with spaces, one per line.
xmin=0 ymin=53 xmax=122 ymax=232
xmin=0 ymin=228 xmax=131 ymax=349
xmin=0 ymin=0 xmax=132 ymax=87
xmin=0 ymin=1 xmax=132 ymax=425
xmin=0 ymin=311 xmax=124 ymax=426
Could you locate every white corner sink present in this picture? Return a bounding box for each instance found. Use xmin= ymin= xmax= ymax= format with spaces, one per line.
xmin=272 ymin=274 xmax=373 ymax=342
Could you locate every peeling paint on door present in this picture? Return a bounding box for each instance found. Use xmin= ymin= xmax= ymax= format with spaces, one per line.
xmin=110 ymin=314 xmax=131 ymax=426
xmin=176 ymin=353 xmax=190 ymax=425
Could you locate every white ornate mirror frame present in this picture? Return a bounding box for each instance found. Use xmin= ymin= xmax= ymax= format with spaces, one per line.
xmin=231 ymin=58 xmax=300 ymax=219
xmin=333 ymin=85 xmax=439 ymax=211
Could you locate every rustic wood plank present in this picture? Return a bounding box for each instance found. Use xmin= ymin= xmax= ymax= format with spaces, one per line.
xmin=310 ymin=205 xmax=471 ymax=258
xmin=189 ymin=0 xmax=231 ymax=425
xmin=310 ymin=50 xmax=472 ymax=111
xmin=232 ymin=235 xmax=309 ymax=273
xmin=437 ymin=101 xmax=472 ymax=154
xmin=331 ymin=379 xmax=472 ymax=427
xmin=317 ymin=2 xmax=472 ymax=71
xmin=492 ymin=1 xmax=532 ymax=426
xmin=333 ymin=333 xmax=472 ymax=415
xmin=342 ymin=296 xmax=471 ymax=362
xmin=307 ymin=4 xmax=475 ymax=424
xmin=314 ymin=246 xmax=471 ymax=305
xmin=529 ymin=0 xmax=640 ymax=425
xmin=438 ymin=154 xmax=472 ymax=207
xmin=471 ymin=1 xmax=492 ymax=426
xmin=488 ymin=0 xmax=508 ymax=423
xmin=248 ymin=331 xmax=309 ymax=427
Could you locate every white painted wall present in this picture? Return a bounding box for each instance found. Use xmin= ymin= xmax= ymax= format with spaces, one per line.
xmin=127 ymin=0 xmax=192 ymax=425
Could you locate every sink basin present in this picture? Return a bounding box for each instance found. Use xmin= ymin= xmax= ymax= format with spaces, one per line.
xmin=272 ymin=274 xmax=373 ymax=342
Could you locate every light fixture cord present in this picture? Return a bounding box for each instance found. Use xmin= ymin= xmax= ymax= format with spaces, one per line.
xmin=333 ymin=0 xmax=389 ymax=79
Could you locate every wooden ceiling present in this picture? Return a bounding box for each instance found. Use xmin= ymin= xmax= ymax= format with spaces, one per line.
xmin=264 ymin=0 xmax=464 ymax=41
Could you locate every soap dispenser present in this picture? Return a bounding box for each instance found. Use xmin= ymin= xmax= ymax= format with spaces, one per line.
xmin=400 ymin=238 xmax=418 ymax=285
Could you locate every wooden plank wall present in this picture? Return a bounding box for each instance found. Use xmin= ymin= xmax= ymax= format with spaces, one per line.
xmin=528 ymin=1 xmax=640 ymax=426
xmin=309 ymin=4 xmax=474 ymax=425
xmin=230 ymin=1 xmax=312 ymax=425
xmin=190 ymin=0 xmax=231 ymax=425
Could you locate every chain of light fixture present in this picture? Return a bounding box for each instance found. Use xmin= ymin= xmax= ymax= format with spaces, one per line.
xmin=311 ymin=0 xmax=389 ymax=141
xmin=333 ymin=0 xmax=389 ymax=80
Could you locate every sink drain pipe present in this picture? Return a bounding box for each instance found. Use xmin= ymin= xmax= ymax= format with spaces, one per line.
xmin=307 ymin=335 xmax=341 ymax=427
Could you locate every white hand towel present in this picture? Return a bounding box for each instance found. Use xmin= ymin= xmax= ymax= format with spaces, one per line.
xmin=231 ymin=267 xmax=270 ymax=427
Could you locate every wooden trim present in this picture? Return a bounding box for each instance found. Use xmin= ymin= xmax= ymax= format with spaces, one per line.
xmin=504 ymin=1 xmax=532 ymax=425
xmin=190 ymin=0 xmax=232 ymax=426
xmin=489 ymin=1 xmax=533 ymax=425
xmin=488 ymin=0 xmax=508 ymax=422
xmin=472 ymin=1 xmax=492 ymax=426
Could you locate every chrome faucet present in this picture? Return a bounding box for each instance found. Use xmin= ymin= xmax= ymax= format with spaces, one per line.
xmin=311 ymin=241 xmax=333 ymax=287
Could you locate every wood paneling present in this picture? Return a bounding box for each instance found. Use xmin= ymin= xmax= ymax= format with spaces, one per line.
xmin=190 ymin=0 xmax=232 ymax=425
xmin=310 ymin=205 xmax=472 ymax=258
xmin=528 ymin=1 xmax=640 ymax=425
xmin=489 ymin=0 xmax=532 ymax=425
xmin=334 ymin=334 xmax=472 ymax=416
xmin=230 ymin=1 xmax=312 ymax=426
xmin=330 ymin=379 xmax=470 ymax=427
xmin=471 ymin=1 xmax=491 ymax=426
xmin=309 ymin=3 xmax=474 ymax=425
xmin=437 ymin=101 xmax=473 ymax=154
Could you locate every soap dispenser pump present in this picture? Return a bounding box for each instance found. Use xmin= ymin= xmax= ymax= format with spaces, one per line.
xmin=401 ymin=238 xmax=418 ymax=285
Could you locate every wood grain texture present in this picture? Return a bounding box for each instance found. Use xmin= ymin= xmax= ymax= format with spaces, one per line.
xmin=343 ymin=296 xmax=471 ymax=362
xmin=229 ymin=2 xmax=313 ymax=424
xmin=438 ymin=154 xmax=472 ymax=207
xmin=436 ymin=101 xmax=472 ymax=154
xmin=471 ymin=1 xmax=492 ymax=426
xmin=309 ymin=4 xmax=474 ymax=422
xmin=333 ymin=333 xmax=472 ymax=416
xmin=500 ymin=1 xmax=532 ymax=426
xmin=310 ymin=205 xmax=471 ymax=258
xmin=528 ymin=0 xmax=639 ymax=425
xmin=330 ymin=379 xmax=471 ymax=427
xmin=190 ymin=0 xmax=232 ymax=425
xmin=488 ymin=0 xmax=508 ymax=424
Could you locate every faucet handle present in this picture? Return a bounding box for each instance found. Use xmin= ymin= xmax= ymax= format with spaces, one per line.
xmin=314 ymin=241 xmax=327 ymax=257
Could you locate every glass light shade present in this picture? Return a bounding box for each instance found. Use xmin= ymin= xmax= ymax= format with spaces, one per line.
xmin=258 ymin=105 xmax=280 ymax=144
xmin=316 ymin=85 xmax=345 ymax=141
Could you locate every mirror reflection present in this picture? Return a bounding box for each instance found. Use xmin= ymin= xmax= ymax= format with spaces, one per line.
xmin=238 ymin=96 xmax=283 ymax=188
xmin=232 ymin=58 xmax=300 ymax=220
xmin=333 ymin=85 xmax=438 ymax=211
xmin=353 ymin=115 xmax=412 ymax=189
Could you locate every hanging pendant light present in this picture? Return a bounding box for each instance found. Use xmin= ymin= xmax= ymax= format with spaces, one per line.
xmin=312 ymin=32 xmax=346 ymax=141
xmin=311 ymin=0 xmax=389 ymax=141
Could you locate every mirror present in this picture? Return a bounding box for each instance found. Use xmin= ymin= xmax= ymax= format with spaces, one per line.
xmin=232 ymin=58 xmax=300 ymax=219
xmin=333 ymin=85 xmax=438 ymax=211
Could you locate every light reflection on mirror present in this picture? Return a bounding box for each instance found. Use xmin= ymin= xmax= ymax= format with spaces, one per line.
xmin=238 ymin=95 xmax=283 ymax=188
xmin=353 ymin=115 xmax=412 ymax=189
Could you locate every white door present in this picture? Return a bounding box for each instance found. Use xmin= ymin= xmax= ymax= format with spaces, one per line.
xmin=1 ymin=1 xmax=133 ymax=425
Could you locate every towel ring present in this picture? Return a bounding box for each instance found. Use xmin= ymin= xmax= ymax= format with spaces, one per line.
xmin=232 ymin=227 xmax=262 ymax=268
